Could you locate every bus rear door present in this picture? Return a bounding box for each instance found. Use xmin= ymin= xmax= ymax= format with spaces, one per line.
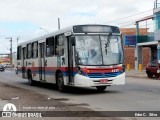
xmin=22 ymin=46 xmax=27 ymax=78
xmin=39 ymin=42 xmax=45 ymax=81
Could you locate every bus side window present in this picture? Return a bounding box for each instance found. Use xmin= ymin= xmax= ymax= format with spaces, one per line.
xmin=23 ymin=48 xmax=26 ymax=60
xmin=27 ymin=44 xmax=32 ymax=59
xmin=17 ymin=46 xmax=21 ymax=60
xmin=55 ymin=35 xmax=64 ymax=56
xmin=32 ymin=42 xmax=38 ymax=58
xmin=46 ymin=37 xmax=54 ymax=57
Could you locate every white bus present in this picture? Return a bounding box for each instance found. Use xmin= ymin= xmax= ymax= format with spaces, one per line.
xmin=17 ymin=24 xmax=125 ymax=92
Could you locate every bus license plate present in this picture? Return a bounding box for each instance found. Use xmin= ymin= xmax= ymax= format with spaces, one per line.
xmin=100 ymin=79 xmax=108 ymax=83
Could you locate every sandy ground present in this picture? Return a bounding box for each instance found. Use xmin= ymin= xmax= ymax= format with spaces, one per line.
xmin=0 ymin=82 xmax=122 ymax=120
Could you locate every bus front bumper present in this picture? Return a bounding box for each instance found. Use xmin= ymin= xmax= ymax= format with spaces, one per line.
xmin=73 ymin=72 xmax=125 ymax=87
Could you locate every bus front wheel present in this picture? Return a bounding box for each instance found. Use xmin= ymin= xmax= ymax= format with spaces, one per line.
xmin=96 ymin=86 xmax=106 ymax=92
xmin=57 ymin=73 xmax=66 ymax=92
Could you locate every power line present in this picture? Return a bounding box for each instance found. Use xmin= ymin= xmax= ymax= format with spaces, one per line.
xmin=116 ymin=19 xmax=136 ymax=26
xmin=116 ymin=17 xmax=153 ymax=26
xmin=103 ymin=9 xmax=153 ymax=24
xmin=0 ymin=40 xmax=9 ymax=50
xmin=118 ymin=17 xmax=153 ymax=27
xmin=116 ymin=12 xmax=155 ymax=28
xmin=119 ymin=23 xmax=135 ymax=28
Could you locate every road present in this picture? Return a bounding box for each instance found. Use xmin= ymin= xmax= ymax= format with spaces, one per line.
xmin=0 ymin=70 xmax=160 ymax=120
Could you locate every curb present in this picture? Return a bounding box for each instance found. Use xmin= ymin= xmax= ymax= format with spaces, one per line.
xmin=126 ymin=75 xmax=147 ymax=78
xmin=126 ymin=70 xmax=147 ymax=78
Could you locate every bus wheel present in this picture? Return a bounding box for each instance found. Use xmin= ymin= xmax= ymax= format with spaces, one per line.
xmin=28 ymin=71 xmax=35 ymax=86
xmin=57 ymin=73 xmax=66 ymax=92
xmin=96 ymin=86 xmax=106 ymax=92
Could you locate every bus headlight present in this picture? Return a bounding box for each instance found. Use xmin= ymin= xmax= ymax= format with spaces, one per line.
xmin=120 ymin=65 xmax=125 ymax=73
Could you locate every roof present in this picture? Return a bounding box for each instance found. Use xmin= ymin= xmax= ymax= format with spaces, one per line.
xmin=135 ymin=15 xmax=154 ymax=23
xmin=137 ymin=41 xmax=158 ymax=47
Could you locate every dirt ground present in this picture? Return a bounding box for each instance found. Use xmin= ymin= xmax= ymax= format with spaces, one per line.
xmin=0 ymin=81 xmax=122 ymax=120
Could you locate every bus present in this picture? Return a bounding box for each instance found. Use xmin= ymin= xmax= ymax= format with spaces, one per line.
xmin=16 ymin=24 xmax=125 ymax=92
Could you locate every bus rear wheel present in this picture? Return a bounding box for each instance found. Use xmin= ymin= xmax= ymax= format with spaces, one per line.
xmin=96 ymin=86 xmax=106 ymax=92
xmin=57 ymin=73 xmax=66 ymax=92
xmin=28 ymin=71 xmax=35 ymax=86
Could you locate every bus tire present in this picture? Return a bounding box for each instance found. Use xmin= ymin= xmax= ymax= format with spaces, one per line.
xmin=28 ymin=71 xmax=35 ymax=86
xmin=57 ymin=73 xmax=66 ymax=92
xmin=96 ymin=86 xmax=106 ymax=92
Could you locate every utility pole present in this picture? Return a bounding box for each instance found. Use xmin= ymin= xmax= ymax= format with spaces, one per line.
xmin=17 ymin=37 xmax=20 ymax=46
xmin=10 ymin=37 xmax=12 ymax=68
xmin=135 ymin=22 xmax=139 ymax=70
xmin=6 ymin=37 xmax=12 ymax=68
xmin=58 ymin=18 xmax=60 ymax=29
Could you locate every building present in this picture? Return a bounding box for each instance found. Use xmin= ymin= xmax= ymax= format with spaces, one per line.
xmin=124 ymin=0 xmax=160 ymax=70
xmin=120 ymin=28 xmax=150 ymax=69
xmin=154 ymin=0 xmax=160 ymax=63
xmin=0 ymin=57 xmax=10 ymax=64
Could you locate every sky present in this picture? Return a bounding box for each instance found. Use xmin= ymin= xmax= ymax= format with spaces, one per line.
xmin=0 ymin=0 xmax=156 ymax=53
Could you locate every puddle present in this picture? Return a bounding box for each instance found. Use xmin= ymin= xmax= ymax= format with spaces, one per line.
xmin=67 ymin=103 xmax=89 ymax=106
xmin=148 ymin=88 xmax=159 ymax=92
xmin=11 ymin=96 xmax=20 ymax=100
xmin=0 ymin=96 xmax=20 ymax=100
xmin=53 ymin=98 xmax=69 ymax=101
xmin=1 ymin=98 xmax=11 ymax=100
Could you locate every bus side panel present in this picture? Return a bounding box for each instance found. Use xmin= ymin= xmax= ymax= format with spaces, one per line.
xmin=31 ymin=58 xmax=40 ymax=81
xmin=45 ymin=56 xmax=57 ymax=84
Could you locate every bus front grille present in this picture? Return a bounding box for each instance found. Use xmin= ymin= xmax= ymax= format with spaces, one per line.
xmin=87 ymin=72 xmax=120 ymax=78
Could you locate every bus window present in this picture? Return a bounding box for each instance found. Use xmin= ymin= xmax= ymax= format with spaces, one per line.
xmin=27 ymin=43 xmax=32 ymax=59
xmin=23 ymin=48 xmax=26 ymax=59
xmin=32 ymin=42 xmax=38 ymax=58
xmin=55 ymin=35 xmax=64 ymax=56
xmin=17 ymin=46 xmax=21 ymax=60
xmin=46 ymin=37 xmax=54 ymax=57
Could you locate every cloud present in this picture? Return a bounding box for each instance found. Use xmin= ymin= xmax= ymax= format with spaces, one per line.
xmin=0 ymin=0 xmax=155 ymax=53
xmin=0 ymin=0 xmax=154 ymax=27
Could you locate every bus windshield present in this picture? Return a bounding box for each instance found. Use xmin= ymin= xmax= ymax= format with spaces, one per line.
xmin=75 ymin=35 xmax=123 ymax=65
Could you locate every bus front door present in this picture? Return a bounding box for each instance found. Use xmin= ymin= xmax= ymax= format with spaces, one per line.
xmin=39 ymin=42 xmax=45 ymax=81
xmin=67 ymin=36 xmax=74 ymax=84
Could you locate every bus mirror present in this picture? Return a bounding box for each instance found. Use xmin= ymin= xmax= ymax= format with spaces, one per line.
xmin=71 ymin=36 xmax=75 ymax=46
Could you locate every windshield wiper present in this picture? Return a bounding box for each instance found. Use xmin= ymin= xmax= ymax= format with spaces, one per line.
xmin=105 ymin=33 xmax=112 ymax=55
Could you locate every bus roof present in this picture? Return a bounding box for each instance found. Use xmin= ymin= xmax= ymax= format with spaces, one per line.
xmin=18 ymin=25 xmax=73 ymax=46
xmin=18 ymin=24 xmax=120 ymax=46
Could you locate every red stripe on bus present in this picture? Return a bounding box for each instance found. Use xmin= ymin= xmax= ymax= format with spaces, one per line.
xmin=17 ymin=66 xmax=122 ymax=73
xmin=17 ymin=67 xmax=78 ymax=72
xmin=82 ymin=66 xmax=122 ymax=73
